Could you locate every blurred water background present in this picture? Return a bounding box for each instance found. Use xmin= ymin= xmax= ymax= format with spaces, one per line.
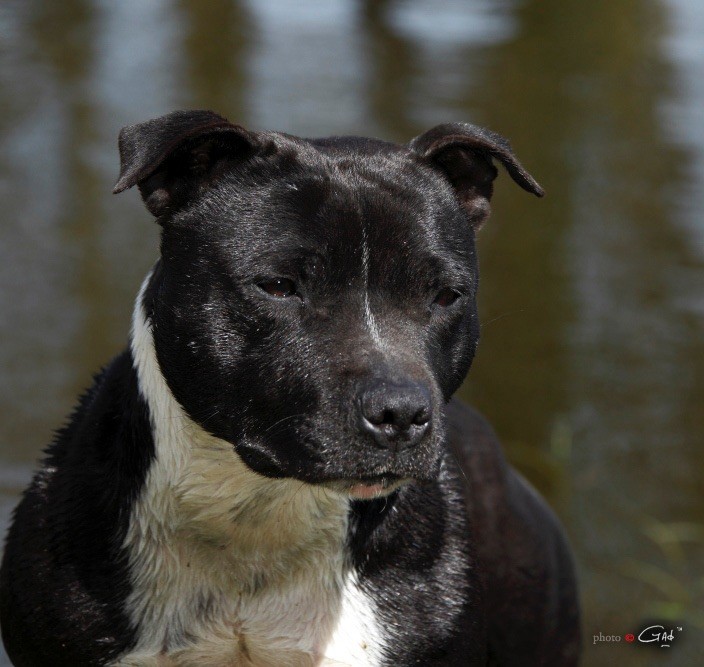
xmin=0 ymin=1 xmax=703 ymax=664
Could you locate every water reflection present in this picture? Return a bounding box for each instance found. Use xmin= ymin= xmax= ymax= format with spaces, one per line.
xmin=0 ymin=1 xmax=702 ymax=665
xmin=459 ymin=2 xmax=704 ymax=664
xmin=178 ymin=0 xmax=251 ymax=114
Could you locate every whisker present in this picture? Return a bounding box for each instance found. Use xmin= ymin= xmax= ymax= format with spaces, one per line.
xmin=450 ymin=452 xmax=470 ymax=485
xmin=481 ymin=309 xmax=525 ymax=328
xmin=262 ymin=413 xmax=308 ymax=436
xmin=379 ymin=496 xmax=388 ymax=513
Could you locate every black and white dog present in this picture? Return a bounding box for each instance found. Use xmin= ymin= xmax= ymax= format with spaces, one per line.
xmin=0 ymin=111 xmax=580 ymax=666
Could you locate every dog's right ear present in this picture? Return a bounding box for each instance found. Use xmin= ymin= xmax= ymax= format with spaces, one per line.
xmin=113 ymin=110 xmax=262 ymax=220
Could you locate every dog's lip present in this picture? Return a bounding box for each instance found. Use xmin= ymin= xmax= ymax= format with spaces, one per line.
xmin=348 ymin=482 xmax=391 ymax=499
xmin=345 ymin=474 xmax=409 ymax=499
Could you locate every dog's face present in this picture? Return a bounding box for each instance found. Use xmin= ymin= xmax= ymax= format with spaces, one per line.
xmin=115 ymin=111 xmax=542 ymax=497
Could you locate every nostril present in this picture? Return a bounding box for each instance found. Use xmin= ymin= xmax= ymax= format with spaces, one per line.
xmin=381 ymin=409 xmax=395 ymax=426
xmin=363 ymin=407 xmax=394 ymax=426
xmin=412 ymin=407 xmax=430 ymax=426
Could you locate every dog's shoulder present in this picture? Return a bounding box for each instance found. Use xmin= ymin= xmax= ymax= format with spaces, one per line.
xmin=446 ymin=399 xmax=581 ymax=665
xmin=0 ymin=350 xmax=149 ymax=666
xmin=446 ymin=399 xmax=510 ymax=490
xmin=446 ymin=398 xmax=562 ymax=539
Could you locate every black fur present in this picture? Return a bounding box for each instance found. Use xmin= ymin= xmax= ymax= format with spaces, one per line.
xmin=1 ymin=110 xmax=579 ymax=666
xmin=0 ymin=352 xmax=153 ymax=665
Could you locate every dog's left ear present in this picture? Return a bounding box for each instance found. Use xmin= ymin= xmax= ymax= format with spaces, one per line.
xmin=409 ymin=123 xmax=544 ymax=228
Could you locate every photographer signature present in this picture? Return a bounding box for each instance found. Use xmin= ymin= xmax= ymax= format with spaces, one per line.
xmin=636 ymin=625 xmax=683 ymax=648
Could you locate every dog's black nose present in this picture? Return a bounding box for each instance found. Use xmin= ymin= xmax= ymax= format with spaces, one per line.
xmin=359 ymin=380 xmax=432 ymax=451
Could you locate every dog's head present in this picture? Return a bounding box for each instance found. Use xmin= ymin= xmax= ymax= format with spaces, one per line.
xmin=115 ymin=110 xmax=542 ymax=498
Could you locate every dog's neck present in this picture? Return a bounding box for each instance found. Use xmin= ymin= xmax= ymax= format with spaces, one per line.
xmin=127 ymin=268 xmax=350 ymax=568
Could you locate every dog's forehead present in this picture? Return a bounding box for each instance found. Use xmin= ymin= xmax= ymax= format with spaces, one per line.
xmin=209 ymin=139 xmax=470 ymax=271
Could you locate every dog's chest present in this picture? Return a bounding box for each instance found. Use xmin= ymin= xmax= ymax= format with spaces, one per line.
xmin=115 ymin=424 xmax=384 ymax=666
xmin=117 ymin=523 xmax=383 ymax=667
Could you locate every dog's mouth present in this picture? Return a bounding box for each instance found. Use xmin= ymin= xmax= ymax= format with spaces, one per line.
xmin=325 ymin=473 xmax=410 ymax=500
xmin=235 ymin=440 xmax=422 ymax=499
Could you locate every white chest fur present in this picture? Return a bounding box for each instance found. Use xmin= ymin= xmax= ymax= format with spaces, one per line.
xmin=113 ymin=276 xmax=385 ymax=666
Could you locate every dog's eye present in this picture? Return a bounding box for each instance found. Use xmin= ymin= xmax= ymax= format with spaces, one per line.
xmin=433 ymin=288 xmax=461 ymax=308
xmin=258 ymin=278 xmax=298 ymax=298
